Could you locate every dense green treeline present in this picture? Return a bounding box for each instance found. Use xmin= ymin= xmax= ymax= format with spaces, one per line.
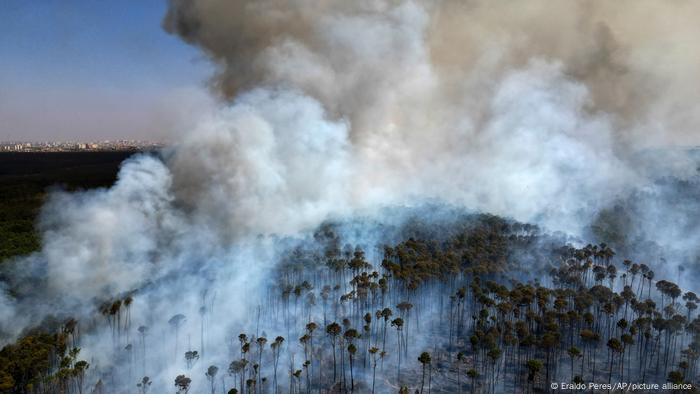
xmin=0 ymin=152 xmax=134 ymax=262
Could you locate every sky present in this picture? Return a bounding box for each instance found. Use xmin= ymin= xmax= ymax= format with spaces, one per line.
xmin=0 ymin=0 xmax=212 ymax=142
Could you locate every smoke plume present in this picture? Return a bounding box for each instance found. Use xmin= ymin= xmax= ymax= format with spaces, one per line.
xmin=161 ymin=0 xmax=700 ymax=231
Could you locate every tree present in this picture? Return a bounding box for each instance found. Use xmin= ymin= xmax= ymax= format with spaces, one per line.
xmin=526 ymin=359 xmax=542 ymax=393
xmin=174 ymin=375 xmax=191 ymax=394
xmin=397 ymin=301 xmax=413 ymax=355
xmin=74 ymin=360 xmax=89 ymax=394
xmin=418 ymin=352 xmax=431 ymax=394
xmin=305 ymin=322 xmax=318 ymax=389
xmin=0 ymin=370 xmax=13 ymax=392
xmin=580 ymin=329 xmax=600 ymax=381
xmin=299 ymin=333 xmax=311 ymax=391
xmin=238 ymin=334 xmax=248 ymax=361
xmin=292 ymin=369 xmax=302 ymax=394
xmin=391 ymin=317 xmax=404 ymax=384
xmin=347 ymin=343 xmax=357 ymax=392
xmin=271 ymin=336 xmax=284 ymax=394
xmin=380 ymin=308 xmax=393 ymax=355
xmin=343 ymin=328 xmax=359 ymax=391
xmin=607 ymin=338 xmax=623 ymax=386
xmin=567 ymin=347 xmax=581 ymax=382
xmin=109 ymin=300 xmax=122 ymax=344
xmin=668 ymin=370 xmax=684 ymax=384
xmin=137 ymin=376 xmax=152 ymax=394
xmin=199 ymin=306 xmax=207 ymax=358
xmin=256 ymin=336 xmax=267 ymax=390
xmin=93 ymin=379 xmax=104 ymax=394
xmin=138 ymin=325 xmax=148 ymax=374
xmin=206 ymin=365 xmax=218 ymax=394
xmin=540 ymin=331 xmax=558 ymax=386
xmin=467 ymin=369 xmax=478 ymax=394
xmin=487 ymin=347 xmax=502 ymax=392
xmin=228 ymin=360 xmax=247 ymax=393
xmin=369 ymin=347 xmax=379 ymax=394
xmin=185 ymin=350 xmax=199 ymax=370
xmin=8 ymin=216 xmax=699 ymax=393
xmin=326 ymin=322 xmax=342 ymax=383
xmin=620 ymin=334 xmax=634 ymax=380
xmin=169 ymin=314 xmax=186 ymax=359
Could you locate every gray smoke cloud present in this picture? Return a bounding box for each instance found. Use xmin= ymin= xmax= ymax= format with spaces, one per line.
xmin=161 ymin=0 xmax=700 ymax=230
xmin=163 ymin=0 xmax=700 ymax=146
xmin=1 ymin=0 xmax=700 ymax=391
xmin=160 ymin=0 xmax=700 ymax=281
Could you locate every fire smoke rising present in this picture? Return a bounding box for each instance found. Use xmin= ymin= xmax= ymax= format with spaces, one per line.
xmin=2 ymin=0 xmax=700 ymax=392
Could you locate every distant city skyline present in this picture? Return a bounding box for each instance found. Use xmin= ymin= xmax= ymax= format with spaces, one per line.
xmin=0 ymin=140 xmax=164 ymax=152
xmin=0 ymin=1 xmax=212 ymax=142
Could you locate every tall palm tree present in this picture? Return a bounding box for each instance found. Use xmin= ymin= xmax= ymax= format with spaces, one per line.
xmin=391 ymin=318 xmax=404 ymax=384
xmin=174 ymin=374 xmax=191 ymax=394
xmin=369 ymin=347 xmax=379 ymax=394
xmin=136 ymin=376 xmax=151 ymax=394
xmin=397 ymin=302 xmax=413 ymax=356
xmin=607 ymin=338 xmax=623 ymax=386
xmin=380 ymin=308 xmax=393 ymax=355
xmin=418 ymin=352 xmax=431 ymax=394
xmin=305 ymin=322 xmax=317 ymax=390
xmin=205 ymin=365 xmax=218 ymax=394
xmin=567 ymin=347 xmax=581 ymax=382
xmin=326 ymin=322 xmax=341 ymax=383
xmin=271 ymin=336 xmax=284 ymax=394
xmin=199 ymin=306 xmax=207 ymax=358
xmin=169 ymin=314 xmax=186 ymax=360
xmin=74 ymin=360 xmax=89 ymax=394
xmin=525 ymin=359 xmax=542 ymax=394
xmin=344 ymin=329 xmax=359 ymax=391
xmin=467 ymin=369 xmax=479 ymax=394
xmin=256 ymin=337 xmax=267 ymax=390
xmin=138 ymin=326 xmax=148 ymax=375
xmin=347 ymin=343 xmax=357 ymax=392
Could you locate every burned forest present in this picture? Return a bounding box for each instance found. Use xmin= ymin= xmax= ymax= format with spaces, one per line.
xmin=3 ymin=210 xmax=700 ymax=393
xmin=4 ymin=1 xmax=700 ymax=393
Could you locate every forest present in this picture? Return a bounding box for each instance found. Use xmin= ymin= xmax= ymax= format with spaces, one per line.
xmin=0 ymin=152 xmax=134 ymax=261
xmin=4 ymin=0 xmax=700 ymax=393
xmin=1 ymin=208 xmax=698 ymax=393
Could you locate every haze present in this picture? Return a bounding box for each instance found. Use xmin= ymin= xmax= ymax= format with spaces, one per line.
xmin=0 ymin=0 xmax=211 ymax=142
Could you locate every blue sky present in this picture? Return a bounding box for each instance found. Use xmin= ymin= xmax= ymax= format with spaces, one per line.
xmin=0 ymin=1 xmax=212 ymax=141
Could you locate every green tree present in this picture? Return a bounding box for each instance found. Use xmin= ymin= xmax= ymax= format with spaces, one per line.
xmin=567 ymin=347 xmax=581 ymax=382
xmin=526 ymin=359 xmax=542 ymax=393
xmin=467 ymin=369 xmax=479 ymax=394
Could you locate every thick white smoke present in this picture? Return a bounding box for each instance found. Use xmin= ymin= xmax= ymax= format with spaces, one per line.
xmin=2 ymin=0 xmax=697 ymax=340
xmin=2 ymin=0 xmax=700 ymax=391
xmin=167 ymin=88 xmax=353 ymax=239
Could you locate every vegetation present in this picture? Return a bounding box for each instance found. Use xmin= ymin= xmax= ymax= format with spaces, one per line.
xmin=1 ymin=155 xmax=700 ymax=392
xmin=0 ymin=152 xmax=133 ymax=261
xmin=0 ymin=329 xmax=90 ymax=394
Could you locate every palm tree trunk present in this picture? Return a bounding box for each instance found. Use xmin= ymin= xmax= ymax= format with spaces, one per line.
xmin=332 ymin=343 xmax=337 ymax=382
xmin=428 ymin=365 xmax=432 ymax=394
xmin=349 ymin=356 xmax=354 ymax=392
xmin=420 ymin=365 xmax=425 ymax=394
xmin=371 ymin=363 xmax=377 ymax=394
